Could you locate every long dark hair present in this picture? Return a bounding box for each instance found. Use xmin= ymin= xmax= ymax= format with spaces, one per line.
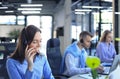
xmin=11 ymin=25 xmax=41 ymax=63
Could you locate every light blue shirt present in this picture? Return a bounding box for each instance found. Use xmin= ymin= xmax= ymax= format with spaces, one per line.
xmin=6 ymin=55 xmax=54 ymax=79
xmin=96 ymin=42 xmax=116 ymax=63
xmin=61 ymin=42 xmax=91 ymax=76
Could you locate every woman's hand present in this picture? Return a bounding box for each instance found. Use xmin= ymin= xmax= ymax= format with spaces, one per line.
xmin=25 ymin=45 xmax=37 ymax=71
xmin=96 ymin=65 xmax=104 ymax=73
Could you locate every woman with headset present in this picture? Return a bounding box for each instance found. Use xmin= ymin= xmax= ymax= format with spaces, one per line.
xmin=6 ymin=25 xmax=54 ymax=79
xmin=96 ymin=30 xmax=116 ymax=63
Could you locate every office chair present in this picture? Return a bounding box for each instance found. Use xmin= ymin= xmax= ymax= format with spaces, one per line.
xmin=0 ymin=45 xmax=9 ymax=79
xmin=0 ymin=43 xmax=16 ymax=79
xmin=46 ymin=38 xmax=68 ymax=79
xmin=4 ymin=43 xmax=17 ymax=55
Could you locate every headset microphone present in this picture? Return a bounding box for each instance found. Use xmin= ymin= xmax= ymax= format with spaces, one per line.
xmin=23 ymin=27 xmax=28 ymax=46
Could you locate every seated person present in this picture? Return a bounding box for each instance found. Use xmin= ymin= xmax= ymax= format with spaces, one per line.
xmin=96 ymin=30 xmax=116 ymax=63
xmin=61 ymin=31 xmax=95 ymax=76
xmin=6 ymin=25 xmax=54 ymax=79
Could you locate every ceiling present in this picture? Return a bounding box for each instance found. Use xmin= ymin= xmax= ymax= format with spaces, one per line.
xmin=0 ymin=0 xmax=112 ymax=15
xmin=72 ymin=0 xmax=112 ymax=12
xmin=0 ymin=0 xmax=62 ymax=15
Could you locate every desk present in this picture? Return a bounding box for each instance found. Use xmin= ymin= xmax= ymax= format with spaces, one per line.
xmin=68 ymin=74 xmax=108 ymax=79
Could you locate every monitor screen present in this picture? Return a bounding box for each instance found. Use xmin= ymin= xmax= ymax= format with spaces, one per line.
xmin=0 ymin=53 xmax=4 ymax=60
xmin=0 ymin=46 xmax=5 ymax=51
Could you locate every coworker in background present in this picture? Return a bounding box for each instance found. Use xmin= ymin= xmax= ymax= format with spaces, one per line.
xmin=61 ymin=31 xmax=97 ymax=76
xmin=6 ymin=25 xmax=54 ymax=79
xmin=96 ymin=30 xmax=116 ymax=63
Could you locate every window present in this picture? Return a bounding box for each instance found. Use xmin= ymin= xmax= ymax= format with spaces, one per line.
xmin=0 ymin=15 xmax=16 ymax=25
xmin=0 ymin=45 xmax=5 ymax=51
xmin=27 ymin=16 xmax=52 ymax=55
xmin=17 ymin=16 xmax=25 ymax=25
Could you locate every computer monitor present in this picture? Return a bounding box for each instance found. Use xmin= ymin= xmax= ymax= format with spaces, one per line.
xmin=0 ymin=53 xmax=4 ymax=60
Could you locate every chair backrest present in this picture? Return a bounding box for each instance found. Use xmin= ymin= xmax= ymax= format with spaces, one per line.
xmin=46 ymin=38 xmax=62 ymax=75
xmin=0 ymin=45 xmax=9 ymax=79
xmin=0 ymin=43 xmax=16 ymax=79
xmin=0 ymin=44 xmax=7 ymax=63
xmin=5 ymin=43 xmax=17 ymax=55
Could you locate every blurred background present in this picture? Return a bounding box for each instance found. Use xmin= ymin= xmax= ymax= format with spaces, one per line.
xmin=0 ymin=0 xmax=120 ymax=79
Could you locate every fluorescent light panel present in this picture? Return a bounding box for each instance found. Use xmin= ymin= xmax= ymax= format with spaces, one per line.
xmin=75 ymin=9 xmax=92 ymax=12
xmin=21 ymin=4 xmax=43 ymax=7
xmin=92 ymin=12 xmax=99 ymax=15
xmin=82 ymin=6 xmax=103 ymax=9
xmin=115 ymin=12 xmax=120 ymax=14
xmin=101 ymin=9 xmax=112 ymax=12
xmin=21 ymin=11 xmax=40 ymax=14
xmin=0 ymin=7 xmax=8 ymax=9
xmin=104 ymin=0 xmax=112 ymax=2
xmin=75 ymin=12 xmax=85 ymax=15
xmin=18 ymin=8 xmax=42 ymax=10
xmin=5 ymin=11 xmax=14 ymax=13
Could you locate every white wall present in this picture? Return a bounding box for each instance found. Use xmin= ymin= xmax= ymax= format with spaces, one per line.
xmin=54 ymin=7 xmax=65 ymax=29
xmin=54 ymin=0 xmax=72 ymax=56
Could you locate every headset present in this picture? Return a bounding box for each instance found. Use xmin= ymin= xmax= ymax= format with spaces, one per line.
xmin=79 ymin=32 xmax=87 ymax=47
xmin=80 ymin=31 xmax=93 ymax=48
xmin=80 ymin=38 xmax=85 ymax=48
xmin=80 ymin=39 xmax=84 ymax=43
xmin=24 ymin=37 xmax=28 ymax=46
xmin=23 ymin=27 xmax=28 ymax=46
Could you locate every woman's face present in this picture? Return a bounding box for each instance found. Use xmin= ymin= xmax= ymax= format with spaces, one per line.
xmin=28 ymin=32 xmax=42 ymax=53
xmin=106 ymin=33 xmax=112 ymax=43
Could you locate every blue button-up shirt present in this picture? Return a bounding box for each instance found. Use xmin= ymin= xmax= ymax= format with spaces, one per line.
xmin=96 ymin=42 xmax=116 ymax=63
xmin=61 ymin=42 xmax=91 ymax=76
xmin=6 ymin=55 xmax=54 ymax=79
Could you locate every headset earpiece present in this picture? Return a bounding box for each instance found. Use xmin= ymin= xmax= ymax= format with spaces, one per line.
xmin=80 ymin=39 xmax=85 ymax=47
xmin=24 ymin=38 xmax=28 ymax=46
xmin=23 ymin=27 xmax=28 ymax=46
xmin=80 ymin=39 xmax=84 ymax=43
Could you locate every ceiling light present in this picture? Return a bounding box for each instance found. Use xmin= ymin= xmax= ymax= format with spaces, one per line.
xmin=0 ymin=2 xmax=2 ymax=4
xmin=109 ymin=7 xmax=112 ymax=9
xmin=21 ymin=4 xmax=43 ymax=7
xmin=82 ymin=6 xmax=103 ymax=9
xmin=21 ymin=11 xmax=40 ymax=14
xmin=75 ymin=9 xmax=92 ymax=12
xmin=18 ymin=8 xmax=42 ymax=10
xmin=5 ymin=11 xmax=14 ymax=13
xmin=75 ymin=12 xmax=85 ymax=15
xmin=101 ymin=9 xmax=112 ymax=12
xmin=104 ymin=0 xmax=112 ymax=2
xmin=0 ymin=7 xmax=8 ymax=9
xmin=115 ymin=12 xmax=120 ymax=14
xmin=92 ymin=12 xmax=99 ymax=15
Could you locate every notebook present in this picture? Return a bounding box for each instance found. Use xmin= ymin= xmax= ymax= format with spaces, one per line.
xmin=79 ymin=73 xmax=107 ymax=79
xmin=100 ymin=61 xmax=115 ymax=75
xmin=101 ymin=66 xmax=111 ymax=75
